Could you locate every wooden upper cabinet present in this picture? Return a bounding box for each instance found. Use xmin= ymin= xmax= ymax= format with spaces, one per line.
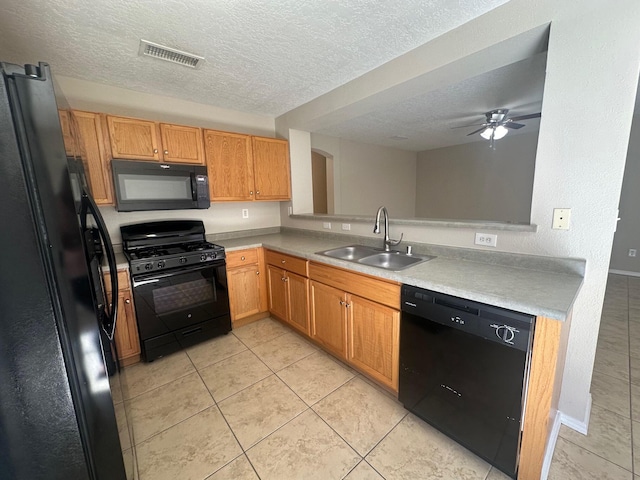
xmin=252 ymin=137 xmax=291 ymax=200
xmin=107 ymin=116 xmax=161 ymax=161
xmin=159 ymin=124 xmax=205 ymax=164
xmin=73 ymin=111 xmax=113 ymax=205
xmin=58 ymin=110 xmax=76 ymax=156
xmin=204 ymin=130 xmax=255 ymax=201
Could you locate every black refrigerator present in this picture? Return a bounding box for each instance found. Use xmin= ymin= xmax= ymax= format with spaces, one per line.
xmin=0 ymin=61 xmax=127 ymax=479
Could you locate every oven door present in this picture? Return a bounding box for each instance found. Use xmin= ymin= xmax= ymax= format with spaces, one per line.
xmin=131 ymin=262 xmax=231 ymax=361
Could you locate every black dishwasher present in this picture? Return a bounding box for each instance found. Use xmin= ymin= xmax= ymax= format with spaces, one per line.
xmin=399 ymin=285 xmax=534 ymax=479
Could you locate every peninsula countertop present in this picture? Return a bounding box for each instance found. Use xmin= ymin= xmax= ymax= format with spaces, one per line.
xmin=211 ymin=230 xmax=584 ymax=321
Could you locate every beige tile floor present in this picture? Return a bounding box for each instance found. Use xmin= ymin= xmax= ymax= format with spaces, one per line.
xmin=111 ymin=274 xmax=639 ymax=479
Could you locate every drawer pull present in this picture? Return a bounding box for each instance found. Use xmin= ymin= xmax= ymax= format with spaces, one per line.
xmin=281 ymin=260 xmax=286 ymax=264
xmin=241 ymin=256 xmax=246 ymax=261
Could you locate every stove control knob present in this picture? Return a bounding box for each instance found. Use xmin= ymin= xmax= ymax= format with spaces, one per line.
xmin=179 ymin=257 xmax=187 ymax=264
xmin=157 ymin=261 xmax=165 ymax=268
xmin=200 ymin=254 xmax=207 ymax=262
xmin=144 ymin=263 xmax=153 ymax=270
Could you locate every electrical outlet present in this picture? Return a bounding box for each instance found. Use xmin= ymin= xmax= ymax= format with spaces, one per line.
xmin=288 ymin=206 xmax=293 ymax=215
xmin=629 ymin=249 xmax=637 ymax=257
xmin=242 ymin=208 xmax=249 ymax=219
xmin=552 ymin=208 xmax=571 ymax=230
xmin=323 ymin=222 xmax=331 ymax=229
xmin=341 ymin=223 xmax=351 ymax=231
xmin=474 ymin=232 xmax=497 ymax=247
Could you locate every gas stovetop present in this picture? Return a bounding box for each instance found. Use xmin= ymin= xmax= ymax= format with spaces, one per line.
xmin=120 ymin=220 xmax=225 ymax=275
xmin=125 ymin=241 xmax=225 ymax=274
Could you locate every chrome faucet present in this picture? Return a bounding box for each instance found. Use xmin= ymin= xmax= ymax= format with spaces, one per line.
xmin=373 ymin=206 xmax=403 ymax=251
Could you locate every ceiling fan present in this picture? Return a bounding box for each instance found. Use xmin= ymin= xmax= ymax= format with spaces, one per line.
xmin=455 ymin=109 xmax=541 ymax=147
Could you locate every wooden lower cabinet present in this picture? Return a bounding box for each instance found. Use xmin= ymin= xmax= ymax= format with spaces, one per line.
xmin=226 ymin=248 xmax=268 ymax=325
xmin=347 ymin=294 xmax=400 ymax=391
xmin=308 ymin=261 xmax=401 ymax=393
xmin=267 ymin=264 xmax=310 ymax=335
xmin=114 ymin=290 xmax=140 ymax=363
xmin=104 ymin=269 xmax=141 ymax=366
xmin=309 ymin=280 xmax=347 ymax=359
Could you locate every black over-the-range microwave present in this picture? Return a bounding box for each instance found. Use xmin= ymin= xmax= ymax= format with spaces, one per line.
xmin=111 ymin=159 xmax=210 ymax=212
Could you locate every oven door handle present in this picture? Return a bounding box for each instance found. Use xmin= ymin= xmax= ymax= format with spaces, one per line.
xmin=132 ymin=262 xmax=223 ymax=285
xmin=132 ymin=278 xmax=161 ymax=287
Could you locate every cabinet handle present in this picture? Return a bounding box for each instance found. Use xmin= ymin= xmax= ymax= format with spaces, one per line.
xmin=282 ymin=277 xmax=288 ymax=282
xmin=164 ymin=150 xmax=169 ymax=155
xmin=281 ymin=260 xmax=286 ymax=264
xmin=256 ymin=271 xmax=260 ymax=275
xmin=125 ymin=298 xmax=131 ymax=304
xmin=250 ymin=191 xmax=254 ymax=195
xmin=241 ymin=256 xmax=246 ymax=261
xmin=153 ymin=148 xmax=158 ymax=154
xmin=345 ymin=303 xmax=351 ymax=308
xmin=339 ymin=300 xmax=345 ymax=306
xmin=256 ymin=190 xmax=260 ymax=195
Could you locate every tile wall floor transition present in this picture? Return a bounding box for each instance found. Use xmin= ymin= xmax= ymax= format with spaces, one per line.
xmin=111 ymin=273 xmax=638 ymax=480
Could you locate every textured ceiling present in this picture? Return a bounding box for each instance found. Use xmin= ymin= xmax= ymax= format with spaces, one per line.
xmin=0 ymin=0 xmax=509 ymax=117
xmin=314 ymin=52 xmax=547 ymax=151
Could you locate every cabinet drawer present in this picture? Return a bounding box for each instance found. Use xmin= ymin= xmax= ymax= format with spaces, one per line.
xmin=265 ymin=249 xmax=307 ymax=277
xmin=226 ymin=248 xmax=259 ymax=269
xmin=104 ymin=269 xmax=130 ymax=293
xmin=308 ymin=262 xmax=400 ymax=309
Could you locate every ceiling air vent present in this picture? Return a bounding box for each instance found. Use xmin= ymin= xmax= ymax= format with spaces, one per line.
xmin=138 ymin=40 xmax=204 ymax=69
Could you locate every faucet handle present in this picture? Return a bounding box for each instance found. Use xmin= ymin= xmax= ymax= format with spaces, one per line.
xmin=388 ymin=233 xmax=403 ymax=246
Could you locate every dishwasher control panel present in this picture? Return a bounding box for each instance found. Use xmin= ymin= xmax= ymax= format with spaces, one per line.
xmin=401 ymin=285 xmax=534 ymax=351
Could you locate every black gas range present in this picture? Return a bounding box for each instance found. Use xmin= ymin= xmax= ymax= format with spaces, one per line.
xmin=121 ymin=220 xmax=231 ymax=361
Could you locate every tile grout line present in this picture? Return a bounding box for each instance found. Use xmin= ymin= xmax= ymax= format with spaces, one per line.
xmin=627 ymin=276 xmax=635 ymax=477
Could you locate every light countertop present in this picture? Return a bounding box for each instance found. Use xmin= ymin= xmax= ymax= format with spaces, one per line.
xmin=212 ymin=230 xmax=584 ymax=321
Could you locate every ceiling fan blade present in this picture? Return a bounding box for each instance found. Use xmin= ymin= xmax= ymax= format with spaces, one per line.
xmin=509 ymin=112 xmax=541 ymax=121
xmin=467 ymin=127 xmax=487 ymax=136
xmin=505 ymin=122 xmax=525 ymax=129
xmin=451 ymin=122 xmax=485 ymax=129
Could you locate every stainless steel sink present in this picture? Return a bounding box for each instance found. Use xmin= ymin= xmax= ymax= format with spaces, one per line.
xmin=318 ymin=244 xmax=382 ymax=261
xmin=358 ymin=251 xmax=431 ymax=270
xmin=317 ymin=244 xmax=434 ymax=271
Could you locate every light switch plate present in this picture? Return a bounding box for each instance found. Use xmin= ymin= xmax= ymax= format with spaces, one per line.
xmin=242 ymin=208 xmax=249 ymax=219
xmin=552 ymin=208 xmax=571 ymax=230
xmin=323 ymin=222 xmax=331 ymax=229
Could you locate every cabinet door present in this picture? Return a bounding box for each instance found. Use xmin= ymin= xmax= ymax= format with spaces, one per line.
xmin=204 ymin=130 xmax=254 ymax=201
xmin=58 ymin=110 xmax=76 ymax=156
xmin=107 ymin=116 xmax=161 ymax=161
xmin=267 ymin=265 xmax=287 ymax=321
xmin=347 ymin=294 xmax=400 ymax=391
xmin=159 ymin=124 xmax=205 ymax=164
xmin=286 ymin=272 xmax=309 ymax=335
xmin=73 ymin=111 xmax=113 ymax=205
xmin=309 ymin=280 xmax=347 ymax=359
xmin=114 ymin=290 xmax=141 ymax=362
xmin=228 ymin=264 xmax=263 ymax=321
xmin=252 ymin=137 xmax=291 ymax=200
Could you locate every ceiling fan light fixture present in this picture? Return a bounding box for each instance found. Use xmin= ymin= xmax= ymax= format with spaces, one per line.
xmin=480 ymin=127 xmax=494 ymax=140
xmin=494 ymin=125 xmax=509 ymax=140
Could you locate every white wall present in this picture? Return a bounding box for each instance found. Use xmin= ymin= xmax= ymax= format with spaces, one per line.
xmin=415 ymin=131 xmax=538 ymax=223
xmin=311 ymin=133 xmax=417 ymax=218
xmin=100 ymin=202 xmax=281 ymax=246
xmin=56 ymin=76 xmax=275 ymax=136
xmin=610 ymin=114 xmax=640 ymax=273
xmin=278 ymin=0 xmax=640 ymax=429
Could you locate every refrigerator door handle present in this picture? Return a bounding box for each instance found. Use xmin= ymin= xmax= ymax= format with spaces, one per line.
xmin=81 ymin=188 xmax=118 ymax=341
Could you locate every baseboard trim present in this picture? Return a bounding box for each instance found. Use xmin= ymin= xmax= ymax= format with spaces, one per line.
xmin=609 ymin=269 xmax=640 ymax=277
xmin=539 ymin=395 xmax=592 ymax=480
xmin=560 ymin=394 xmax=591 ymax=435
xmin=540 ymin=410 xmax=562 ymax=480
